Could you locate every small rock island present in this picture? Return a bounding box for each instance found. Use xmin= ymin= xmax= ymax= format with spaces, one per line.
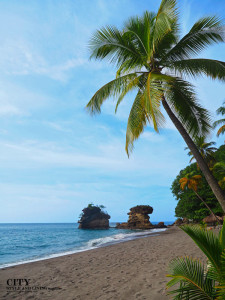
xmin=116 ymin=205 xmax=154 ymax=229
xmin=78 ymin=204 xmax=110 ymax=229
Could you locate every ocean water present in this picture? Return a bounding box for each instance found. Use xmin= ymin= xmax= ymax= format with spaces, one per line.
xmin=0 ymin=222 xmax=172 ymax=269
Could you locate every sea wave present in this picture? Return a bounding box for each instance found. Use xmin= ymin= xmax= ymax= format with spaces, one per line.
xmin=85 ymin=228 xmax=166 ymax=248
xmin=0 ymin=228 xmax=167 ymax=269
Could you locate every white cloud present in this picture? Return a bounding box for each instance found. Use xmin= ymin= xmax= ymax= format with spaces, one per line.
xmin=0 ymin=135 xmax=187 ymax=184
xmin=0 ymin=80 xmax=55 ymax=116
xmin=0 ymin=103 xmax=22 ymax=116
xmin=141 ymin=131 xmax=164 ymax=142
xmin=0 ymin=38 xmax=89 ymax=82
xmin=43 ymin=121 xmax=73 ymax=133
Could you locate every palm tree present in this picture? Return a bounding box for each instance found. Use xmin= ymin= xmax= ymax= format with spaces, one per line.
xmin=167 ymin=220 xmax=225 ymax=299
xmin=179 ymin=173 xmax=221 ymax=223
xmin=185 ymin=136 xmax=217 ymax=166
xmin=86 ymin=0 xmax=225 ymax=212
xmin=213 ymin=101 xmax=225 ymax=138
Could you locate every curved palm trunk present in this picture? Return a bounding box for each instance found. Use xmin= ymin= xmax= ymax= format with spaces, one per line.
xmin=193 ymin=190 xmax=222 ymax=224
xmin=162 ymin=98 xmax=225 ymax=213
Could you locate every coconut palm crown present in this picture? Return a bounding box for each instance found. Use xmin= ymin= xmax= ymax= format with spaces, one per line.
xmin=86 ymin=0 xmax=225 ymax=211
xmin=185 ymin=136 xmax=217 ymax=164
xmin=213 ymin=101 xmax=225 ymax=138
xmin=179 ymin=173 xmax=202 ymax=192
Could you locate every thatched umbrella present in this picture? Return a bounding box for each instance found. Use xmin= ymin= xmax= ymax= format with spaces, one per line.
xmin=203 ymin=214 xmax=223 ymax=225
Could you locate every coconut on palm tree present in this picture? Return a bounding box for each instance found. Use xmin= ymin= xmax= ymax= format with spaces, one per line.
xmin=179 ymin=173 xmax=220 ymax=223
xmin=213 ymin=100 xmax=225 ymax=138
xmin=86 ymin=0 xmax=225 ymax=211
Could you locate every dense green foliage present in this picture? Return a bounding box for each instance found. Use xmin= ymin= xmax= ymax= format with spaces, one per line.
xmin=171 ymin=145 xmax=225 ymax=221
xmin=167 ymin=220 xmax=225 ymax=299
xmin=87 ymin=203 xmax=106 ymax=210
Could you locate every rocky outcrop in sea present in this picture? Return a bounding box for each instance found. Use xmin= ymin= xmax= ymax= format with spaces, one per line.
xmin=78 ymin=205 xmax=110 ymax=229
xmin=116 ymin=205 xmax=154 ymax=229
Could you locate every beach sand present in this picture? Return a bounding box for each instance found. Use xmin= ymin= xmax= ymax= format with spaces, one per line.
xmin=0 ymin=226 xmax=206 ymax=300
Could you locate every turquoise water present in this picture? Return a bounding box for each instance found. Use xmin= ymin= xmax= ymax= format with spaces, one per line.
xmin=0 ymin=222 xmax=172 ymax=268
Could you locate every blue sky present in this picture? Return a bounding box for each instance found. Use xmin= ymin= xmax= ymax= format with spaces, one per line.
xmin=0 ymin=0 xmax=224 ymax=223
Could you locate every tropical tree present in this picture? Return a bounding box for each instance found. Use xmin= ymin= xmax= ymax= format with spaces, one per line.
xmin=185 ymin=136 xmax=217 ymax=167
xmin=86 ymin=0 xmax=225 ymax=211
xmin=213 ymin=162 xmax=225 ymax=189
xmin=213 ymin=101 xmax=225 ymax=138
xmin=172 ymin=146 xmax=225 ymax=221
xmin=167 ymin=219 xmax=225 ymax=299
xmin=179 ymin=173 xmax=221 ymax=223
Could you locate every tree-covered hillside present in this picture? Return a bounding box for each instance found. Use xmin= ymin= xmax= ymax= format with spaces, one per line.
xmin=171 ymin=145 xmax=225 ymax=221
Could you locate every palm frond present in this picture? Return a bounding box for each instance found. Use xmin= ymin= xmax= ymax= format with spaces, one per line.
xmin=124 ymin=11 xmax=156 ymax=61
xmin=168 ymin=59 xmax=225 ymax=82
xmin=179 ymin=178 xmax=188 ymax=183
xmin=115 ymin=74 xmax=145 ymax=113
xmin=143 ymin=72 xmax=165 ymax=131
xmin=217 ymin=221 xmax=225 ymax=299
xmin=167 ymin=256 xmax=215 ymax=299
xmin=181 ymin=225 xmax=222 ymax=276
xmin=164 ymin=78 xmax=211 ymax=138
xmin=151 ymin=0 xmax=179 ymax=57
xmin=154 ymin=21 xmax=179 ymax=61
xmin=192 ymin=175 xmax=202 ymax=180
xmin=217 ymin=125 xmax=225 ymax=137
xmin=165 ymin=16 xmax=224 ymax=61
xmin=125 ymin=91 xmax=147 ymax=156
xmin=86 ymin=73 xmax=138 ymax=114
xmin=216 ymin=102 xmax=225 ymax=115
xmin=125 ymin=79 xmax=166 ymax=156
xmin=150 ymin=0 xmax=179 ymax=62
xmin=217 ymin=249 xmax=225 ymax=299
xmin=125 ymin=72 xmax=177 ymax=156
xmin=213 ymin=119 xmax=225 ymax=128
xmin=219 ymin=219 xmax=225 ymax=250
xmin=89 ymin=25 xmax=143 ymax=69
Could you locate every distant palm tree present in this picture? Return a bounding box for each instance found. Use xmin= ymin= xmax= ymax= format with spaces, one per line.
xmin=213 ymin=101 xmax=225 ymax=138
xmin=86 ymin=0 xmax=225 ymax=211
xmin=179 ymin=173 xmax=220 ymax=223
xmin=213 ymin=162 xmax=225 ymax=188
xmin=167 ymin=220 xmax=225 ymax=299
xmin=185 ymin=136 xmax=217 ymax=166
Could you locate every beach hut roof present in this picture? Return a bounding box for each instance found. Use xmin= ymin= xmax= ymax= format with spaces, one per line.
xmin=203 ymin=213 xmax=223 ymax=223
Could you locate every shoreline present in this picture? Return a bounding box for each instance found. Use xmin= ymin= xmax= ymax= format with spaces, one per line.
xmin=0 ymin=227 xmax=167 ymax=270
xmin=0 ymin=226 xmax=206 ymax=300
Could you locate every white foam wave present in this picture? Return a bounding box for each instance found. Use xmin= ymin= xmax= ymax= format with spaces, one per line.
xmin=85 ymin=228 xmax=166 ymax=248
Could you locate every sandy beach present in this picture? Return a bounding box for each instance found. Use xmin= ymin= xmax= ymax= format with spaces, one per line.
xmin=0 ymin=226 xmax=206 ymax=300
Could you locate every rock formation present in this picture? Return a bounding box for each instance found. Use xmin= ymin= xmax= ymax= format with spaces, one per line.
xmin=154 ymin=222 xmax=167 ymax=228
xmin=78 ymin=205 xmax=110 ymax=229
xmin=116 ymin=205 xmax=154 ymax=229
xmin=173 ymin=218 xmax=189 ymax=226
